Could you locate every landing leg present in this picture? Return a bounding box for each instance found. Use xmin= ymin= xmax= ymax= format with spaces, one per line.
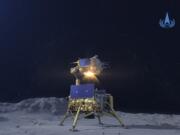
xmin=97 ymin=115 xmax=103 ymax=125
xmin=60 ymin=101 xmax=72 ymax=126
xmin=71 ymin=105 xmax=81 ymax=131
xmin=106 ymin=95 xmax=125 ymax=127
xmin=60 ymin=111 xmax=69 ymax=126
xmin=110 ymin=109 xmax=125 ymax=127
xmin=59 ymin=112 xmax=69 ymax=126
xmin=84 ymin=112 xmax=94 ymax=118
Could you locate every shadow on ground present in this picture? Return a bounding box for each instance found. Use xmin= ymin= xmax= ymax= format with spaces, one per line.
xmin=0 ymin=116 xmax=9 ymax=122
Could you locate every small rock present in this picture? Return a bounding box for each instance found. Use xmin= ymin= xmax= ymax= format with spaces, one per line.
xmin=16 ymin=125 xmax=20 ymax=128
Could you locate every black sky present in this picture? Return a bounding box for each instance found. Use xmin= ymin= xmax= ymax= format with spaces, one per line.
xmin=0 ymin=0 xmax=180 ymax=113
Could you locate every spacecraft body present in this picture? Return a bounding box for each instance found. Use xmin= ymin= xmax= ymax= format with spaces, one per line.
xmin=60 ymin=55 xmax=124 ymax=131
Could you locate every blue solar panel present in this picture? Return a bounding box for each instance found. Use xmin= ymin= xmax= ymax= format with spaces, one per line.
xmin=79 ymin=58 xmax=90 ymax=67
xmin=70 ymin=84 xmax=95 ymax=98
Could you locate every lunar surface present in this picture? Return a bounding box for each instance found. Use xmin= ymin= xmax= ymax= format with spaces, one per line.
xmin=0 ymin=97 xmax=180 ymax=135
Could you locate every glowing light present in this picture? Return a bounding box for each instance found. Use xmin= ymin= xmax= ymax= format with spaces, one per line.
xmin=83 ymin=71 xmax=96 ymax=78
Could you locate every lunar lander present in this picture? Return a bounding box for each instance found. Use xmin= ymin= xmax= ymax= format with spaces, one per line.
xmin=60 ymin=55 xmax=124 ymax=131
